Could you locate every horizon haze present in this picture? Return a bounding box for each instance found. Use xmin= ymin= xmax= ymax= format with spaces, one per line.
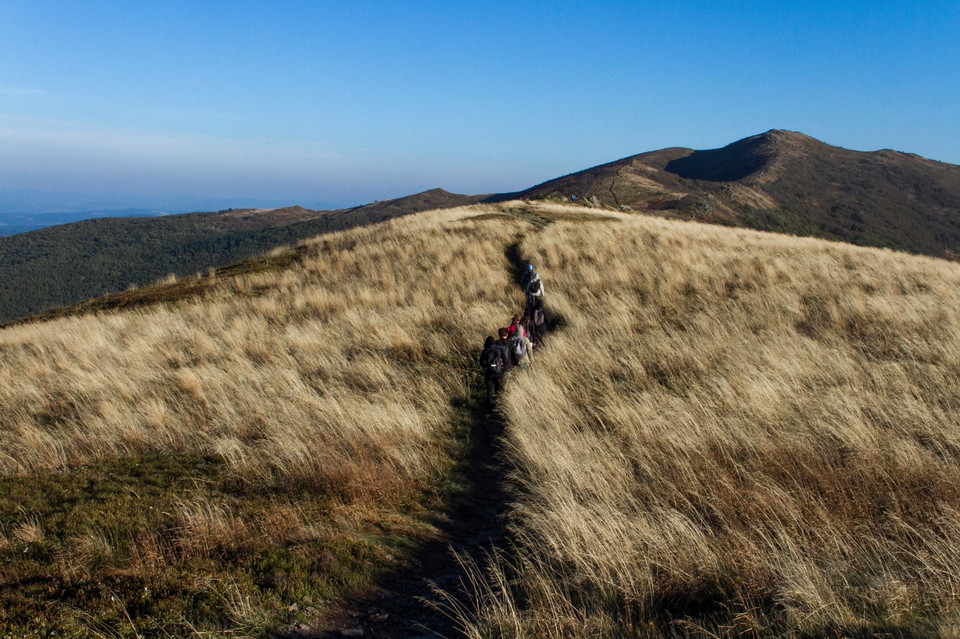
xmin=1 ymin=1 xmax=958 ymax=217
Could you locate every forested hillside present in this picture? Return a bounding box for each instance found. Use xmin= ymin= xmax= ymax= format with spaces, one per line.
xmin=0 ymin=189 xmax=480 ymax=324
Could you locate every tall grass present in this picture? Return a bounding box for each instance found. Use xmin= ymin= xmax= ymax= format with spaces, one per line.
xmin=0 ymin=206 xmax=527 ymax=491
xmin=0 ymin=205 xmax=529 ymax=633
xmin=476 ymin=210 xmax=960 ymax=636
xmin=9 ymin=198 xmax=960 ymax=636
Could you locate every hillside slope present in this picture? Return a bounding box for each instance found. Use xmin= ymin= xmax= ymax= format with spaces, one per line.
xmin=0 ymin=203 xmax=526 ymax=635
xmin=0 ymin=188 xmax=482 ymax=324
xmin=6 ymin=131 xmax=960 ymax=326
xmin=0 ymin=209 xmax=170 ymax=236
xmin=520 ymin=130 xmax=960 ymax=258
xmin=464 ymin=206 xmax=960 ymax=637
xmin=4 ymin=200 xmax=960 ymax=636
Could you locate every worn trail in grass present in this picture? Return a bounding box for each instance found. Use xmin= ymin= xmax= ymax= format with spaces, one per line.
xmin=295 ymin=219 xmax=555 ymax=639
xmin=295 ymin=397 xmax=512 ymax=639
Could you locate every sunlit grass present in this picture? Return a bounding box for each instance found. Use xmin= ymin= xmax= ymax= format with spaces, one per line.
xmin=8 ymin=198 xmax=959 ymax=636
xmin=0 ymin=205 xmax=529 ymax=635
xmin=469 ymin=209 xmax=960 ymax=637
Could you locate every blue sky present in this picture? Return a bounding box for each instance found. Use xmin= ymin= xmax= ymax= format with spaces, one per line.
xmin=1 ymin=0 xmax=958 ymax=211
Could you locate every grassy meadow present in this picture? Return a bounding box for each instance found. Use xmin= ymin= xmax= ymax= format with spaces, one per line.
xmin=463 ymin=209 xmax=960 ymax=637
xmin=4 ymin=198 xmax=960 ymax=637
xmin=0 ymin=205 xmax=528 ymax=635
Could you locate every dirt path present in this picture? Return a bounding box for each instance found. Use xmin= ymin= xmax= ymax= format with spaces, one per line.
xmin=291 ymin=405 xmax=512 ymax=639
xmin=275 ymin=230 xmax=549 ymax=638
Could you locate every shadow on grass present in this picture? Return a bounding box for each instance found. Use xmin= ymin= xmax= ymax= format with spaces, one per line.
xmin=295 ymin=371 xmax=513 ymax=638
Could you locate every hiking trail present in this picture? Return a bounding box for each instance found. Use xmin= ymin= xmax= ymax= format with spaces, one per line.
xmin=277 ymin=220 xmax=552 ymax=638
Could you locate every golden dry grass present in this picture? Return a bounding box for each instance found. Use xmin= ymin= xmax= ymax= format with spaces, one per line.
xmin=0 ymin=204 xmax=531 ymax=633
xmin=7 ymin=198 xmax=960 ymax=636
xmin=0 ymin=206 xmax=526 ymax=492
xmin=468 ymin=208 xmax=960 ymax=637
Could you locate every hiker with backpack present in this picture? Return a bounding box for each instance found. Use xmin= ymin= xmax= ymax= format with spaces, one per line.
xmin=480 ymin=335 xmax=504 ymax=409
xmin=506 ymin=314 xmax=521 ymax=337
xmin=520 ymin=263 xmax=535 ymax=290
xmin=527 ymin=297 xmax=549 ymax=345
xmin=520 ymin=311 xmax=533 ymax=345
xmin=511 ymin=323 xmax=534 ymax=369
xmin=525 ymin=272 xmax=544 ymax=308
xmin=495 ymin=327 xmax=518 ymax=374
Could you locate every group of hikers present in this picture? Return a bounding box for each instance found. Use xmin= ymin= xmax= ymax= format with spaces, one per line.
xmin=479 ymin=264 xmax=550 ymax=410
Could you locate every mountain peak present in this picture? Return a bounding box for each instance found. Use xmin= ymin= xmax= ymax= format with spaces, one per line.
xmin=662 ymin=130 xmax=827 ymax=182
xmin=760 ymin=128 xmax=815 ymax=142
xmin=511 ymin=129 xmax=960 ymax=260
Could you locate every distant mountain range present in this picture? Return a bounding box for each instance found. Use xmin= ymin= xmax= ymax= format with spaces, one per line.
xmin=2 ymin=130 xmax=959 ymax=324
xmin=0 ymin=190 xmax=348 ymax=233
xmin=514 ymin=130 xmax=960 ymax=259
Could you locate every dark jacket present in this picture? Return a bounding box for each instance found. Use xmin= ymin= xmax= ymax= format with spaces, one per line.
xmin=526 ymin=298 xmax=548 ymax=342
xmin=520 ymin=268 xmax=535 ymax=289
xmin=480 ymin=336 xmax=503 ymax=377
xmin=495 ymin=337 xmax=517 ymax=372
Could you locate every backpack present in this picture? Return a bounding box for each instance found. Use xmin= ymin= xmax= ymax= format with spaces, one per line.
xmin=533 ymin=308 xmax=546 ymax=326
xmin=529 ymin=279 xmax=542 ymax=296
xmin=482 ymin=347 xmax=503 ymax=374
xmin=510 ymin=335 xmax=526 ymax=359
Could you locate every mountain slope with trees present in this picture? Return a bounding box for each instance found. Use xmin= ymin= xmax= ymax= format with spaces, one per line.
xmin=520 ymin=130 xmax=960 ymax=258
xmin=0 ymin=189 xmax=482 ymax=323
xmin=3 ymin=130 xmax=960 ymax=324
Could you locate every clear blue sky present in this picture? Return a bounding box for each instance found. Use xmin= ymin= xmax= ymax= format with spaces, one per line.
xmin=1 ymin=0 xmax=958 ymax=210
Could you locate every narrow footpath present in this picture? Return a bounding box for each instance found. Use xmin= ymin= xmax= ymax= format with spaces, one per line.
xmin=300 ymin=408 xmax=512 ymax=639
xmin=279 ymin=224 xmax=549 ymax=638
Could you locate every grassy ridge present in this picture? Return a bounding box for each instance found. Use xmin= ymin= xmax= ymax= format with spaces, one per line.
xmin=0 ymin=205 xmax=528 ymax=635
xmin=467 ymin=207 xmax=960 ymax=637
xmin=6 ymin=199 xmax=960 ymax=636
xmin=519 ymin=131 xmax=960 ymax=261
